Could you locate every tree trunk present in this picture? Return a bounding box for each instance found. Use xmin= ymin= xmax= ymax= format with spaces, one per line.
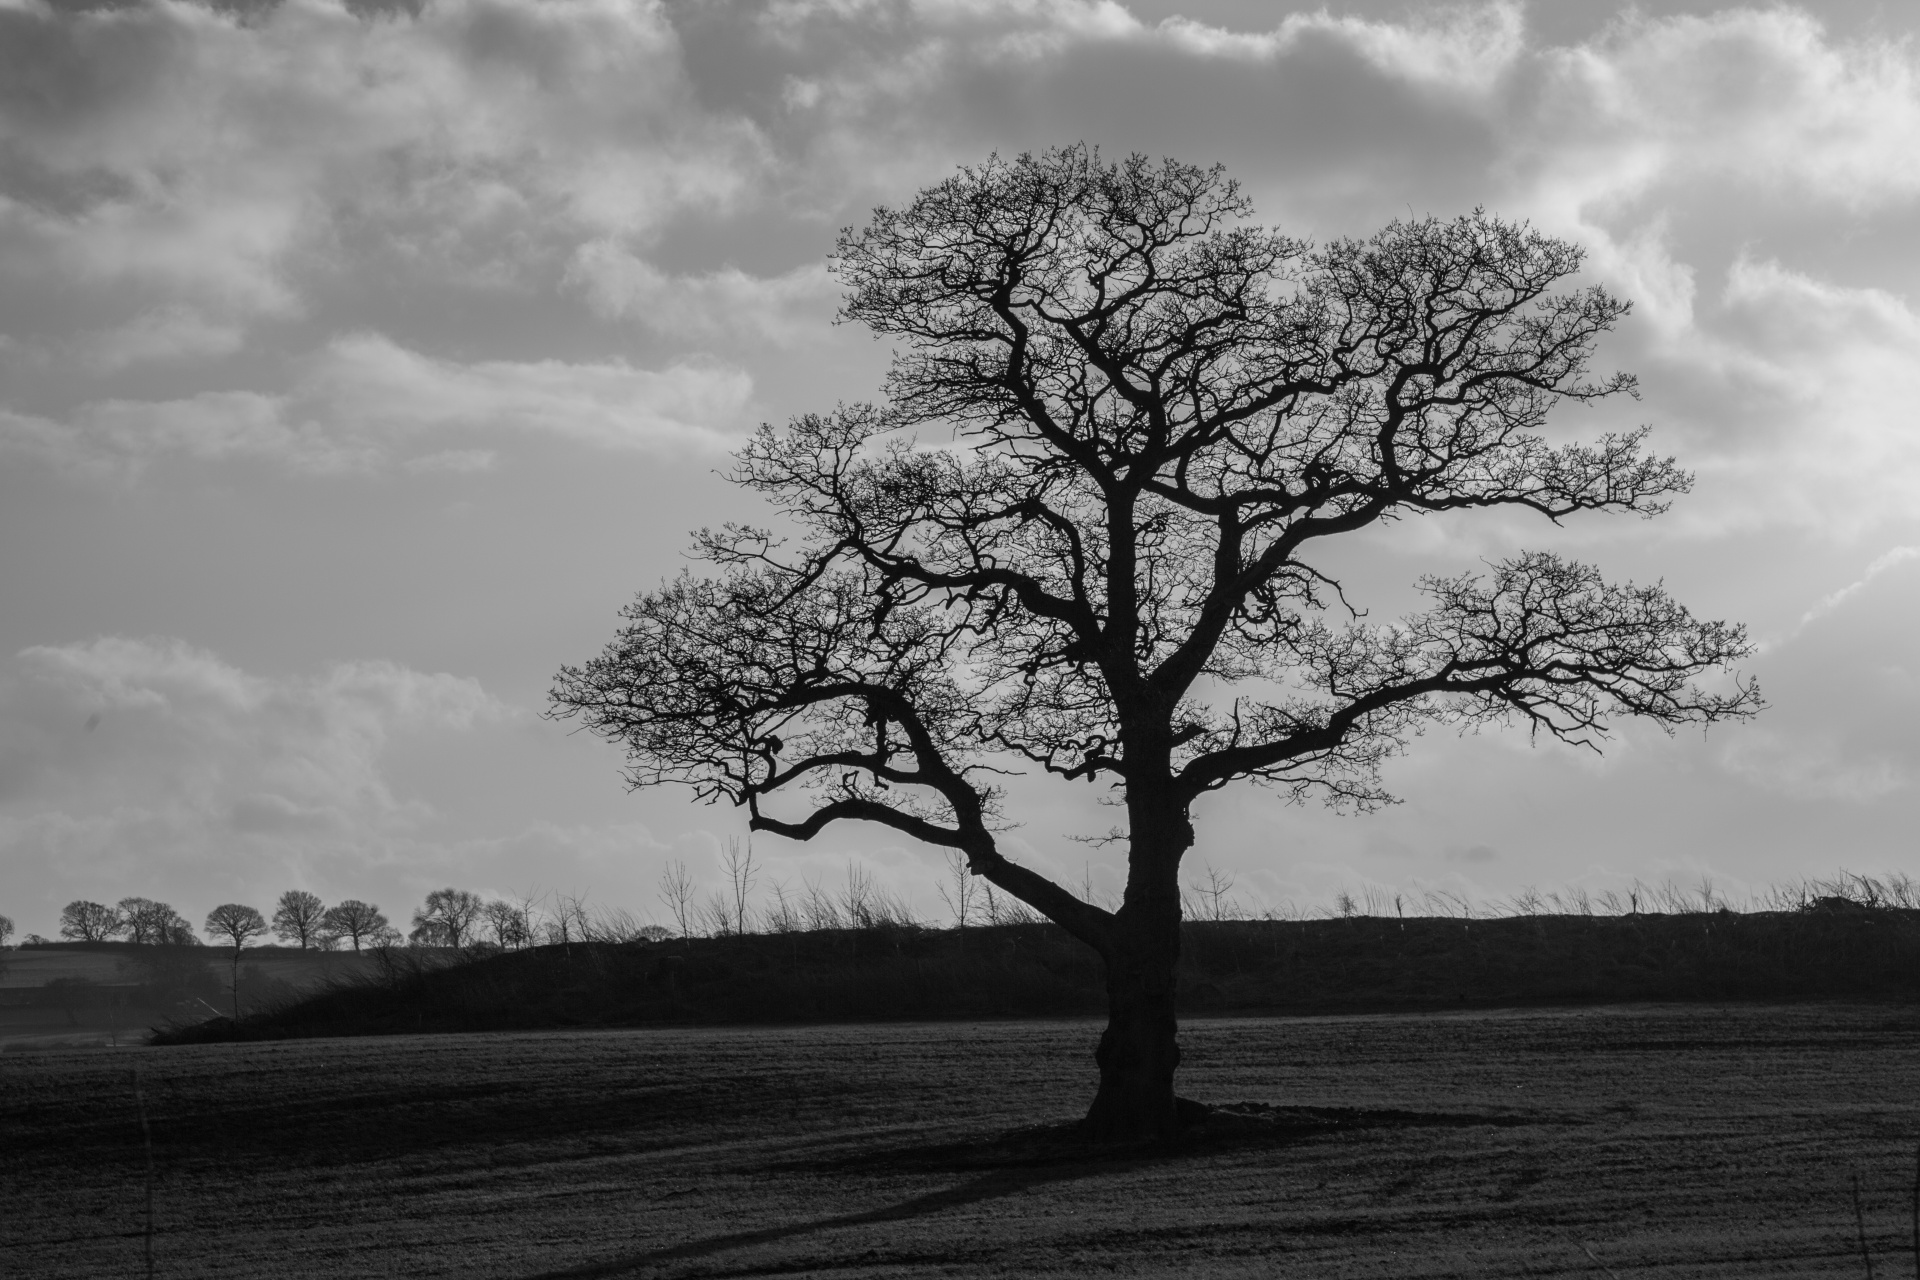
xmin=1082 ymin=797 xmax=1190 ymax=1142
xmin=1083 ymin=936 xmax=1181 ymax=1140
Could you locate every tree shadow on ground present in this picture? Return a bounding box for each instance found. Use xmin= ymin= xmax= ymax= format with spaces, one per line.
xmin=865 ymin=1102 xmax=1547 ymax=1171
xmin=520 ymin=1104 xmax=1547 ymax=1279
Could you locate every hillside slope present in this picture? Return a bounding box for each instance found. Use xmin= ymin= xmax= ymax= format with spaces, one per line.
xmin=153 ymin=905 xmax=1920 ymax=1044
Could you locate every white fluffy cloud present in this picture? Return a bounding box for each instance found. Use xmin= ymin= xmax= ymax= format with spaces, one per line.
xmin=4 ymin=0 xmax=1915 ymax=532
xmin=0 ymin=637 xmax=508 ymax=892
xmin=0 ymin=0 xmax=761 ymax=322
xmin=0 ymin=333 xmax=755 ymax=474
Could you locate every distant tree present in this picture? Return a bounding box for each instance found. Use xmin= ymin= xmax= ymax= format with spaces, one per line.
xmin=552 ymin=146 xmax=1761 ymax=1139
xmin=23 ymin=934 xmax=49 ymax=946
xmin=723 ymin=839 xmax=758 ymax=936
xmin=482 ymin=900 xmax=531 ymax=949
xmin=59 ymin=900 xmax=122 ymax=943
xmin=321 ymin=900 xmax=388 ymax=952
xmin=117 ymin=898 xmax=192 ymax=946
xmin=0 ymin=914 xmax=13 ymax=947
xmin=658 ymin=860 xmax=696 ymax=939
xmin=410 ymin=888 xmax=484 ymax=948
xmin=637 ymin=924 xmax=672 ymax=942
xmin=936 ymin=850 xmax=976 ymax=929
xmin=203 ymin=903 xmax=268 ymax=1020
xmin=271 ymin=890 xmax=328 ymax=949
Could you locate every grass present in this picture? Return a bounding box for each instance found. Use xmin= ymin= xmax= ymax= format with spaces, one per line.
xmin=6 ymin=1004 xmax=1919 ymax=1277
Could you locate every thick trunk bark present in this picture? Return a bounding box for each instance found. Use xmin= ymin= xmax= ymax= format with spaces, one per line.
xmin=1081 ymin=795 xmax=1192 ymax=1142
xmin=1083 ymin=941 xmax=1181 ymax=1140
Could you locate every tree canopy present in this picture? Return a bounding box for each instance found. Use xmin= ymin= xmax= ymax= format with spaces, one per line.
xmin=553 ymin=145 xmax=1759 ymax=1139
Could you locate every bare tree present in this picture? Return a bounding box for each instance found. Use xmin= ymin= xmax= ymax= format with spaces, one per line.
xmin=203 ymin=903 xmax=268 ymax=1020
xmin=410 ymin=888 xmax=484 ymax=948
xmin=0 ymin=914 xmax=12 ymax=948
xmin=320 ymin=900 xmax=388 ymax=952
xmin=272 ymin=891 xmax=327 ymax=949
xmin=723 ymin=838 xmax=758 ymax=935
xmin=936 ymin=848 xmax=977 ymax=929
xmin=658 ymin=860 xmax=696 ymax=939
xmin=117 ymin=898 xmax=192 ymax=946
xmin=552 ymin=145 xmax=1760 ymax=1139
xmin=1185 ymin=865 xmax=1237 ymax=921
xmin=59 ymin=900 xmax=122 ymax=942
xmin=482 ymin=899 xmax=531 ymax=949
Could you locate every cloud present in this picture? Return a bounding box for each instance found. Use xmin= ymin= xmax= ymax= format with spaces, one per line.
xmin=1714 ymin=549 xmax=1920 ymax=800
xmin=1521 ymin=9 xmax=1920 ymax=221
xmin=0 ymin=637 xmax=509 ymax=886
xmin=0 ymin=332 xmax=755 ymax=474
xmin=0 ymin=0 xmax=764 ymax=343
xmin=566 ymin=245 xmax=836 ymax=345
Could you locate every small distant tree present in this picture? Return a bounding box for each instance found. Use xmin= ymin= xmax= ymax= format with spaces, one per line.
xmin=658 ymin=860 xmax=696 ymax=939
xmin=936 ymin=849 xmax=976 ymax=929
xmin=203 ymin=903 xmax=268 ymax=1020
xmin=117 ymin=898 xmax=191 ymax=945
xmin=482 ymin=899 xmax=531 ymax=949
xmin=320 ymin=900 xmax=387 ymax=952
xmin=272 ymin=890 xmax=328 ymax=949
xmin=0 ymin=914 xmax=13 ymax=947
xmin=410 ymin=888 xmax=483 ymax=948
xmin=723 ymin=838 xmax=758 ymax=935
xmin=60 ymin=900 xmax=122 ymax=942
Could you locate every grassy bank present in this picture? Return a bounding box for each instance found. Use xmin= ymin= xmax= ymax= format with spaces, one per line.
xmin=152 ymin=903 xmax=1920 ymax=1044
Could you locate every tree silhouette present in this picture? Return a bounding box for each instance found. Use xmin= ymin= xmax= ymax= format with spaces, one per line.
xmin=321 ymin=899 xmax=388 ymax=952
xmin=552 ymin=146 xmax=1760 ymax=1140
xmin=117 ymin=898 xmax=194 ymax=946
xmin=60 ymin=900 xmax=122 ymax=942
xmin=272 ymin=890 xmax=328 ymax=949
xmin=410 ymin=888 xmax=483 ymax=948
xmin=203 ymin=903 xmax=267 ymax=1020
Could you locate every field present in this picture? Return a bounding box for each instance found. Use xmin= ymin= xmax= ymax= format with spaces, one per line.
xmin=0 ymin=945 xmax=382 ymax=1051
xmin=6 ymin=1004 xmax=1920 ymax=1277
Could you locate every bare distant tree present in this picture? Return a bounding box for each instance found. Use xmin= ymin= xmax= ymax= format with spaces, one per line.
xmin=320 ymin=900 xmax=388 ymax=952
xmin=936 ymin=849 xmax=976 ymax=929
xmin=272 ymin=891 xmax=327 ymax=949
xmin=482 ymin=899 xmax=531 ymax=949
xmin=117 ymin=898 xmax=192 ymax=946
xmin=0 ymin=914 xmax=13 ymax=947
xmin=203 ymin=904 xmax=268 ymax=1020
xmin=1188 ymin=866 xmax=1237 ymax=922
xmin=658 ymin=860 xmax=696 ymax=939
xmin=410 ymin=888 xmax=484 ymax=948
xmin=60 ymin=900 xmax=122 ymax=942
xmin=723 ymin=838 xmax=758 ymax=935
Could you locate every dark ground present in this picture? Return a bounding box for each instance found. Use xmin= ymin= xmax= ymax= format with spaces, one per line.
xmin=6 ymin=1004 xmax=1920 ymax=1277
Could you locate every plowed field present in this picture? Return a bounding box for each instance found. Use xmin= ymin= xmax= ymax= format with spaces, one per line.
xmin=5 ymin=1004 xmax=1917 ymax=1277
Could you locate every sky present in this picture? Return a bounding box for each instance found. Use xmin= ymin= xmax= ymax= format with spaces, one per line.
xmin=3 ymin=0 xmax=1918 ymax=940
